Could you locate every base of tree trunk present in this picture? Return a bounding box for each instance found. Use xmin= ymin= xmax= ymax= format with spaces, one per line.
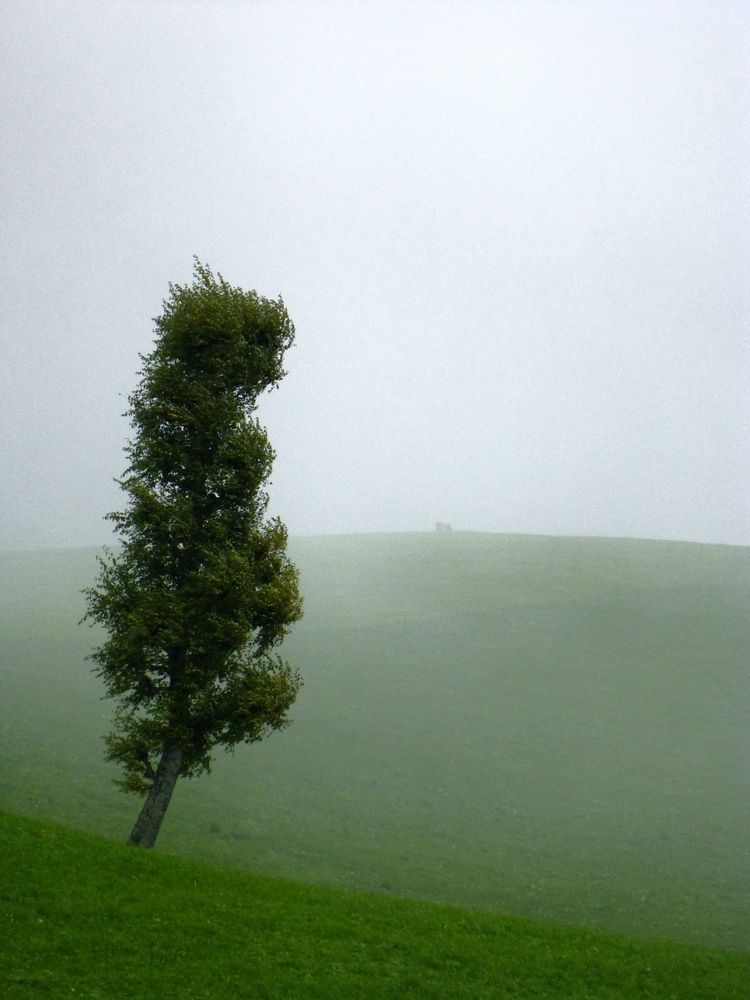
xmin=127 ymin=746 xmax=184 ymax=848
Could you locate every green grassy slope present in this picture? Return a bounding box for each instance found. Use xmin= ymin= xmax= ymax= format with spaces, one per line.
xmin=3 ymin=812 xmax=748 ymax=999
xmin=1 ymin=534 xmax=748 ymax=951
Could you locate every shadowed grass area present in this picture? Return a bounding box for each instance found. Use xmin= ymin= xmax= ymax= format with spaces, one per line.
xmin=1 ymin=533 xmax=748 ymax=950
xmin=2 ymin=812 xmax=749 ymax=999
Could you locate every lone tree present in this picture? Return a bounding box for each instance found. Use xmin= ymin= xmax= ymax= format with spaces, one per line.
xmin=84 ymin=261 xmax=302 ymax=848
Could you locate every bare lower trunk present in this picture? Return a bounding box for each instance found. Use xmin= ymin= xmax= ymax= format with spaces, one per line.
xmin=127 ymin=746 xmax=184 ymax=848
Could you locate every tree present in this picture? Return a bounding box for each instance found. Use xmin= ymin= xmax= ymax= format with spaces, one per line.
xmin=84 ymin=261 xmax=303 ymax=848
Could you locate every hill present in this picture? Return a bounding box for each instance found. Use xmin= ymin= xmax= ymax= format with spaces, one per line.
xmin=1 ymin=533 xmax=748 ymax=950
xmin=2 ymin=811 xmax=748 ymax=999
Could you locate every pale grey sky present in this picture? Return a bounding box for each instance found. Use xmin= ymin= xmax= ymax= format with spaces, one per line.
xmin=1 ymin=0 xmax=748 ymax=549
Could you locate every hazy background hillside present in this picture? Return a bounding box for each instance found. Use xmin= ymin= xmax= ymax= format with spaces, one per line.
xmin=2 ymin=534 xmax=747 ymax=951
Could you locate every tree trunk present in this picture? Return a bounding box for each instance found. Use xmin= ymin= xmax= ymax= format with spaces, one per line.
xmin=127 ymin=746 xmax=184 ymax=848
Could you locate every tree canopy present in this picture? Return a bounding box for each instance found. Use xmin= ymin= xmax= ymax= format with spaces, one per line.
xmin=84 ymin=261 xmax=302 ymax=847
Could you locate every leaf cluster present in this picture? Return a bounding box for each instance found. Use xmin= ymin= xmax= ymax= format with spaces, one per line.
xmin=84 ymin=262 xmax=303 ymax=793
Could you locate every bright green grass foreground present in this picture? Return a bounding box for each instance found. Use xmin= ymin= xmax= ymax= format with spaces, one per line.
xmin=1 ymin=533 xmax=748 ymax=951
xmin=2 ymin=812 xmax=748 ymax=999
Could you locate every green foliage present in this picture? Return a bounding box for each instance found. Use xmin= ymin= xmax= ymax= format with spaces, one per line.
xmin=83 ymin=261 xmax=302 ymax=794
xmin=3 ymin=812 xmax=749 ymax=999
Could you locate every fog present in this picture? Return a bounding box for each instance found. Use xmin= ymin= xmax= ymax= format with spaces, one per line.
xmin=1 ymin=0 xmax=748 ymax=550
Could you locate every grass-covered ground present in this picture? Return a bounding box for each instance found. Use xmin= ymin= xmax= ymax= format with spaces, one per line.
xmin=1 ymin=533 xmax=748 ymax=951
xmin=3 ymin=811 xmax=748 ymax=999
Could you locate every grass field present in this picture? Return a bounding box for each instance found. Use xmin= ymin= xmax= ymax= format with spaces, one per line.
xmin=3 ymin=811 xmax=749 ymax=999
xmin=1 ymin=533 xmax=748 ymax=952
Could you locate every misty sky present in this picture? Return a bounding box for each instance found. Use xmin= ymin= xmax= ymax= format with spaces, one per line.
xmin=1 ymin=0 xmax=748 ymax=549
